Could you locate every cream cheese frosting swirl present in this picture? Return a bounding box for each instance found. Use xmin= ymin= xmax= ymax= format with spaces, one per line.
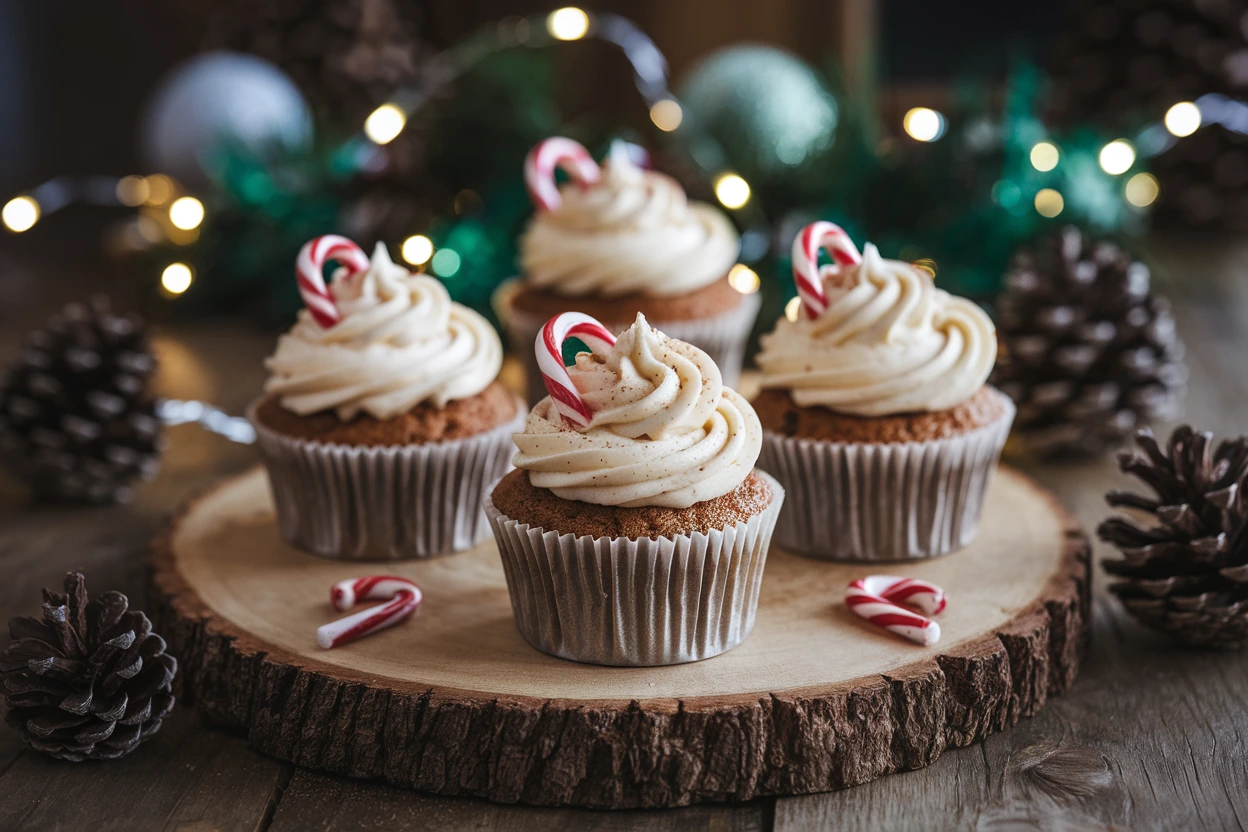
xmin=757 ymin=243 xmax=997 ymax=416
xmin=265 ymin=243 xmax=503 ymax=420
xmin=519 ymin=147 xmax=740 ymax=298
xmin=513 ymin=314 xmax=761 ymax=508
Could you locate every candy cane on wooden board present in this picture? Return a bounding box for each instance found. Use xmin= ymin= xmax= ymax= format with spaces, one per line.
xmin=791 ymin=221 xmax=863 ymax=320
xmin=296 ymin=235 xmax=371 ymax=328
xmin=524 ymin=137 xmax=602 ymax=212
xmin=317 ymin=576 xmax=423 ymax=649
xmin=846 ymin=575 xmax=946 ymax=647
xmin=536 ymin=312 xmax=618 ymax=429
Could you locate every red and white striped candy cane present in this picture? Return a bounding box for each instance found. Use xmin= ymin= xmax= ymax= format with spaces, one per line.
xmin=316 ymin=575 xmax=422 ymax=649
xmin=296 ymin=235 xmax=372 ymax=328
xmin=791 ymin=221 xmax=863 ymax=320
xmin=524 ymin=137 xmax=602 ymax=212
xmin=845 ymin=575 xmax=946 ymax=647
xmin=536 ymin=312 xmax=618 ymax=429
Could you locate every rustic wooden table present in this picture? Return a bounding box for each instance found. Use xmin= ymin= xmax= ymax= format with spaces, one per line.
xmin=1 ymin=238 xmax=1245 ymax=831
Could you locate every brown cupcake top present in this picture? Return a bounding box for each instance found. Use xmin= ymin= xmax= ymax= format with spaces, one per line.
xmin=508 ymin=274 xmax=743 ymax=322
xmin=491 ymin=468 xmax=774 ymax=540
xmin=752 ymin=384 xmax=1009 ymax=444
xmin=254 ymin=380 xmax=518 ymax=446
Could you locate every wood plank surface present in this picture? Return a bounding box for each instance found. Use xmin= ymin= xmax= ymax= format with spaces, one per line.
xmin=1 ymin=238 xmax=1247 ymax=829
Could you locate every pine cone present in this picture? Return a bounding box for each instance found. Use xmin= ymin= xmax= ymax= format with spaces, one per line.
xmin=1046 ymin=0 xmax=1248 ymax=230
xmin=1 ymin=573 xmax=177 ymax=760
xmin=992 ymin=226 xmax=1187 ymax=457
xmin=1098 ymin=426 xmax=1248 ymax=648
xmin=0 ymin=296 xmax=165 ymax=504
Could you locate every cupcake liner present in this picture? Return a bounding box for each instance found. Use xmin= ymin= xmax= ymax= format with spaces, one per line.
xmin=249 ymin=399 xmax=526 ymax=561
xmin=494 ymin=279 xmax=761 ymax=404
xmin=757 ymin=400 xmax=1015 ymax=562
xmin=483 ymin=471 xmax=784 ymax=666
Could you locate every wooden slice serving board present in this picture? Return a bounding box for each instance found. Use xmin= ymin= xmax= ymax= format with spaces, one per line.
xmin=149 ymin=465 xmax=1090 ymax=810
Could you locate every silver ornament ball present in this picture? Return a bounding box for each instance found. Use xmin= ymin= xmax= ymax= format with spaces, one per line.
xmin=140 ymin=52 xmax=313 ymax=189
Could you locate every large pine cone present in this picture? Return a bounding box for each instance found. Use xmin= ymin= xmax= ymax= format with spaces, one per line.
xmin=0 ymin=296 xmax=164 ymax=504
xmin=992 ymin=226 xmax=1186 ymax=457
xmin=1 ymin=574 xmax=177 ymax=760
xmin=1047 ymin=0 xmax=1248 ymax=229
xmin=1099 ymin=426 xmax=1248 ymax=648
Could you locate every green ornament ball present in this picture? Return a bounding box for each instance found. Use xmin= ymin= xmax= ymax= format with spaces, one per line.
xmin=678 ymin=45 xmax=839 ymax=187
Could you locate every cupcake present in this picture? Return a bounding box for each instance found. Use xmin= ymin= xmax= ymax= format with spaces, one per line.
xmin=484 ymin=311 xmax=783 ymax=666
xmin=753 ymin=222 xmax=1014 ymax=561
xmin=495 ymin=138 xmax=759 ymax=403
xmin=251 ymin=235 xmax=525 ymax=561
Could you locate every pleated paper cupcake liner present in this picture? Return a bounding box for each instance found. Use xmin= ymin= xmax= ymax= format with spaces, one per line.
xmin=493 ymin=279 xmax=761 ymax=404
xmin=757 ymin=400 xmax=1014 ymax=562
xmin=249 ymin=399 xmax=525 ymax=561
xmin=483 ymin=471 xmax=784 ymax=666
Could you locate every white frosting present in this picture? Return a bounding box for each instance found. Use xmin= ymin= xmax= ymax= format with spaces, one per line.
xmin=757 ymin=243 xmax=997 ymax=416
xmin=513 ymin=314 xmax=761 ymax=508
xmin=519 ymin=148 xmax=740 ymax=297
xmin=264 ymin=243 xmax=503 ymax=420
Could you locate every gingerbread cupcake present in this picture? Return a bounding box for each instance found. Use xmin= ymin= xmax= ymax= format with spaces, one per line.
xmin=252 ymin=235 xmax=524 ymax=561
xmin=754 ymin=222 xmax=1013 ymax=561
xmin=494 ymin=138 xmax=759 ymax=403
xmin=484 ymin=312 xmax=782 ymax=666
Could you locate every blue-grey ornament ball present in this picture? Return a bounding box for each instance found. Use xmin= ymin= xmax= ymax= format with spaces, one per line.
xmin=678 ymin=46 xmax=839 ymax=187
xmin=140 ymin=52 xmax=312 ymax=189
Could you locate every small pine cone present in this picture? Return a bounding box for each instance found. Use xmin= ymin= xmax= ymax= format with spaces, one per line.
xmin=1098 ymin=426 xmax=1248 ymax=648
xmin=992 ymin=226 xmax=1187 ymax=458
xmin=1 ymin=573 xmax=177 ymax=760
xmin=0 ymin=296 xmax=165 ymax=504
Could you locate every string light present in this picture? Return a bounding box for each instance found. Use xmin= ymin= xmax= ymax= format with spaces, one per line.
xmin=431 ymin=248 xmax=461 ymax=277
xmin=1164 ymin=102 xmax=1202 ymax=137
xmin=784 ymin=296 xmax=803 ymax=322
xmin=161 ymin=263 xmax=193 ymax=295
xmin=2 ymin=196 xmax=40 ymax=233
xmin=168 ymin=196 xmax=205 ymax=230
xmin=1125 ymin=172 xmax=1160 ymax=207
xmin=1098 ymin=140 xmax=1136 ymax=175
xmin=547 ymin=7 xmax=590 ymax=40
xmin=401 ymin=235 xmax=434 ymax=266
xmin=714 ymin=173 xmax=751 ymax=209
xmin=143 ymin=174 xmax=175 ymax=205
xmin=1029 ymin=142 xmax=1059 ymax=172
xmin=1034 ymin=188 xmax=1064 ymax=217
xmin=649 ymin=99 xmax=683 ymax=132
xmin=727 ymin=264 xmax=760 ymax=294
xmin=116 ymin=175 xmax=149 ymax=207
xmin=903 ymin=108 xmax=945 ymax=142
xmin=364 ymin=104 xmax=407 ymax=145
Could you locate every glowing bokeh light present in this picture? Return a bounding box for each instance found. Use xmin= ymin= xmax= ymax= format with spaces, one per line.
xmin=714 ymin=173 xmax=751 ymax=209
xmin=1030 ymin=142 xmax=1059 ymax=172
xmin=364 ymin=104 xmax=407 ymax=145
xmin=1164 ymin=102 xmax=1202 ymax=137
xmin=1034 ymin=188 xmax=1065 ymax=217
xmin=1125 ymin=172 xmax=1161 ymax=207
xmin=649 ymin=99 xmax=683 ymax=132
xmin=2 ymin=196 xmax=40 ymax=233
xmin=1098 ymin=140 xmax=1136 ymax=175
xmin=161 ymin=263 xmax=193 ymax=295
xmin=431 ymin=248 xmax=461 ymax=277
xmin=903 ymin=108 xmax=945 ymax=142
xmin=728 ymin=264 xmax=760 ymax=294
xmin=401 ymin=235 xmax=434 ymax=266
xmin=168 ymin=196 xmax=205 ymax=230
xmin=547 ymin=7 xmax=590 ymax=40
xmin=784 ymin=296 xmax=803 ymax=322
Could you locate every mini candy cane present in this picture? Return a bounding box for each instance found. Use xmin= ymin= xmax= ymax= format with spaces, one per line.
xmin=296 ymin=235 xmax=371 ymax=328
xmin=791 ymin=221 xmax=863 ymax=320
xmin=524 ymin=137 xmax=602 ymax=212
xmin=536 ymin=312 xmax=617 ymax=428
xmin=846 ymin=576 xmax=946 ymax=647
xmin=316 ymin=576 xmax=422 ymax=649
